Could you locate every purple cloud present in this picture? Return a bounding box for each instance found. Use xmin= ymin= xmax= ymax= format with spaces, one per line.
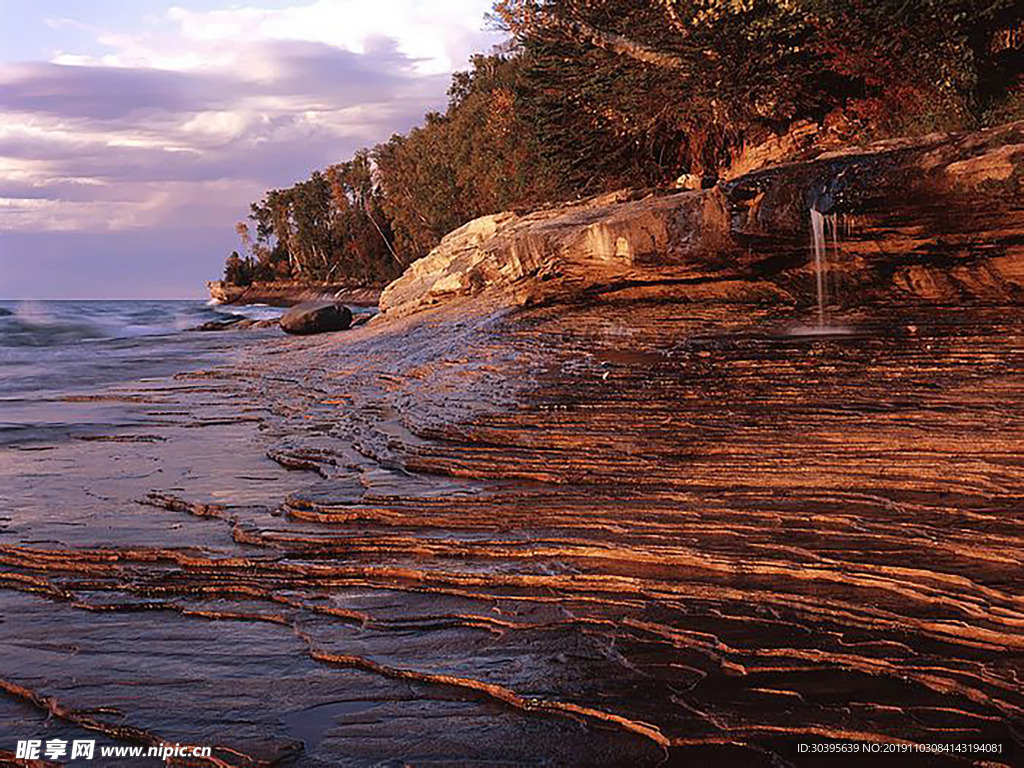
xmin=0 ymin=1 xmax=501 ymax=297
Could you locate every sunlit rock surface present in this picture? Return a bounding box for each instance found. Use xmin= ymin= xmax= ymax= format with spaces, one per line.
xmin=2 ymin=123 xmax=1023 ymax=767
xmin=381 ymin=121 xmax=1024 ymax=318
xmin=208 ymin=281 xmax=382 ymax=308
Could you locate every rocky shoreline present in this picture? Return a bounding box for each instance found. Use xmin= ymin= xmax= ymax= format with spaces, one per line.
xmin=380 ymin=121 xmax=1024 ymax=319
xmin=1 ymin=122 xmax=1021 ymax=765
xmin=207 ymin=122 xmax=1023 ymax=324
xmin=5 ymin=294 xmax=1019 ymax=765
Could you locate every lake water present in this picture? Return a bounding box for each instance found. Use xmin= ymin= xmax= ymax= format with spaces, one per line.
xmin=0 ymin=300 xmax=284 ymax=446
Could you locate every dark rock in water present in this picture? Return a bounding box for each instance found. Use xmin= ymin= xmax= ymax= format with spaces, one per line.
xmin=280 ymin=302 xmax=353 ymax=335
xmin=194 ymin=316 xmax=245 ymax=332
xmin=248 ymin=318 xmax=281 ymax=329
xmin=0 ymin=308 xmax=12 ymax=316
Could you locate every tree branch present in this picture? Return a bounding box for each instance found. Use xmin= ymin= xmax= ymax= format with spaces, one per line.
xmin=493 ymin=1 xmax=699 ymax=70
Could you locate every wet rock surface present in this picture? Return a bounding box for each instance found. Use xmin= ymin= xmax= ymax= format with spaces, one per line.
xmin=194 ymin=317 xmax=280 ymax=332
xmin=3 ymin=124 xmax=1024 ymax=766
xmin=0 ymin=296 xmax=1021 ymax=766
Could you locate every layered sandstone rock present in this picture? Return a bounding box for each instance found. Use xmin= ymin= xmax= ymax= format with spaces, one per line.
xmin=207 ymin=280 xmax=382 ymax=307
xmin=380 ymin=121 xmax=1024 ymax=318
xmin=6 ymin=124 xmax=1024 ymax=767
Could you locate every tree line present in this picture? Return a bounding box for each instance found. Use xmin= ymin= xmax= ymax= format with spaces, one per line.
xmin=224 ymin=0 xmax=1022 ymax=287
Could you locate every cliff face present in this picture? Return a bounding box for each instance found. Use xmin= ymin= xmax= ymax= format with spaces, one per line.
xmin=380 ymin=121 xmax=1024 ymax=317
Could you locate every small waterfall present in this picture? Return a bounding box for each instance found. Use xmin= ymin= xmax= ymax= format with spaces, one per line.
xmin=810 ymin=208 xmax=828 ymax=327
xmin=810 ymin=208 xmax=848 ymax=328
xmin=788 ymin=209 xmax=854 ymax=337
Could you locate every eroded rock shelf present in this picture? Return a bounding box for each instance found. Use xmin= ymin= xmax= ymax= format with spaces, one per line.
xmin=1 ymin=299 xmax=1021 ymax=766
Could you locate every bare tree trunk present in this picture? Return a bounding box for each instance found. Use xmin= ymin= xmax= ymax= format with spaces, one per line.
xmin=557 ymin=16 xmax=689 ymax=70
xmin=364 ymin=205 xmax=402 ymax=266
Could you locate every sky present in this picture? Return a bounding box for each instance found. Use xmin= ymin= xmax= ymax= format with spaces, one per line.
xmin=0 ymin=0 xmax=502 ymax=298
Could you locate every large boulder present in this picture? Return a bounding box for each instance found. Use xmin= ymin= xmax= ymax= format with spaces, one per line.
xmin=280 ymin=302 xmax=353 ymax=335
xmin=378 ymin=189 xmax=741 ymax=317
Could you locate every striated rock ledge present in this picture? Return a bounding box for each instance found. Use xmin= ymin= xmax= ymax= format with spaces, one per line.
xmin=5 ymin=297 xmax=1019 ymax=765
xmin=207 ymin=280 xmax=382 ymax=307
xmin=380 ymin=121 xmax=1024 ymax=318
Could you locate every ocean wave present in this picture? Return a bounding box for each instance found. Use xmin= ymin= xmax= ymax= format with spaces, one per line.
xmin=0 ymin=304 xmax=111 ymax=347
xmin=0 ymin=300 xmax=267 ymax=348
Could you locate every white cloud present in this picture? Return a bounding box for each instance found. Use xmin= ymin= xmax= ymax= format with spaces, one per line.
xmin=46 ymin=1 xmax=497 ymax=75
xmin=0 ymin=178 xmax=268 ymax=232
xmin=163 ymin=0 xmax=495 ymax=74
xmin=180 ymin=110 xmax=253 ymax=139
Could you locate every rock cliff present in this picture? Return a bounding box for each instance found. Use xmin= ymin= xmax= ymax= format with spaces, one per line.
xmin=380 ymin=121 xmax=1024 ymax=317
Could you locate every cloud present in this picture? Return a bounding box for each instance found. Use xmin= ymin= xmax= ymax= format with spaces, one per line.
xmin=0 ymin=1 xmax=501 ymax=297
xmin=0 ymin=39 xmax=470 ymax=235
xmin=0 ymin=61 xmax=230 ymax=119
xmin=162 ymin=0 xmax=497 ymax=75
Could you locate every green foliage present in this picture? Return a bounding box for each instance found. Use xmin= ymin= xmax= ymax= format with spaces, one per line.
xmin=374 ymin=55 xmax=564 ymax=258
xmin=223 ymin=251 xmax=253 ymax=286
xmin=228 ymin=154 xmax=401 ymax=285
xmin=501 ymin=0 xmax=1022 ymax=187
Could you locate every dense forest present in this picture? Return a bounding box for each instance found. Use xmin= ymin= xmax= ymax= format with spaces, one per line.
xmin=223 ymin=0 xmax=1023 ymax=287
